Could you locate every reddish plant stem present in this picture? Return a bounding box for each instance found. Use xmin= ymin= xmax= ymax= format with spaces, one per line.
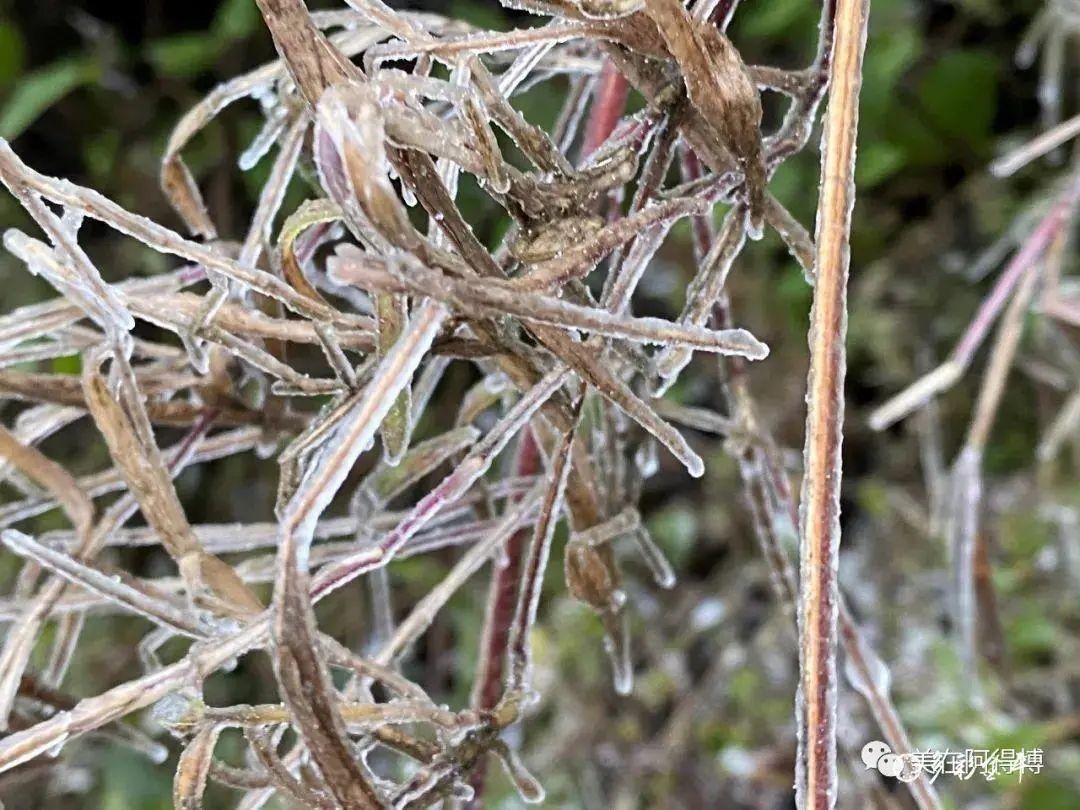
xmin=467 ymin=428 xmax=540 ymax=805
xmin=953 ymin=189 xmax=1077 ymax=367
xmin=580 ymin=60 xmax=630 ymax=160
xmin=709 ymin=0 xmax=741 ymax=27
xmin=468 ymin=60 xmax=631 ymax=806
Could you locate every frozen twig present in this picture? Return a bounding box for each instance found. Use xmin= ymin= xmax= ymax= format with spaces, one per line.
xmin=796 ymin=0 xmax=869 ymax=806
xmin=870 ymin=179 xmax=1080 ymax=431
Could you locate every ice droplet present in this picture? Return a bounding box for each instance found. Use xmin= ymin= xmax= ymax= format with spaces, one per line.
xmin=450 ymin=782 xmax=475 ymax=801
xmin=634 ymin=439 xmax=659 ymax=479
xmin=147 ymin=741 xmax=169 ymax=763
xmin=497 ymin=745 xmax=545 ymax=804
xmin=603 ymin=613 xmax=633 ymax=696
xmin=632 ymin=526 xmax=676 ymax=589
xmin=46 ymin=736 xmax=68 ymax=758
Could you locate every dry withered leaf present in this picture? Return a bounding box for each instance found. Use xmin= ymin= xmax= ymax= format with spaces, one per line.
xmin=0 ymin=426 xmax=94 ymax=538
xmin=173 ymin=723 xmax=223 ymax=810
xmin=82 ymin=361 xmax=262 ymax=618
xmin=643 ymin=0 xmax=765 ymax=233
xmin=0 ymin=0 xmax=973 ymax=807
xmin=565 ymin=540 xmax=617 ymax=610
xmin=160 ymin=156 xmax=217 ymax=240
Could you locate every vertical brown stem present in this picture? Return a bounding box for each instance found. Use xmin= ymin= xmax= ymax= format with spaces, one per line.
xmin=796 ymin=0 xmax=869 ymax=807
xmin=254 ymin=0 xmax=358 ymax=107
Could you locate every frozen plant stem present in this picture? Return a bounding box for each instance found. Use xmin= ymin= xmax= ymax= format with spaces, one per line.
xmin=949 ymin=204 xmax=1057 ymax=688
xmin=868 ymin=182 xmax=1079 ymax=431
xmin=0 ymin=0 xmax=987 ymax=802
xmin=467 ymin=428 xmax=541 ymax=804
xmin=581 ymin=61 xmax=629 ymax=160
xmin=796 ymin=0 xmax=869 ymax=808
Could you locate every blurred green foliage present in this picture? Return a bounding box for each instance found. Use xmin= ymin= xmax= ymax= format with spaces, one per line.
xmin=0 ymin=57 xmax=100 ymax=139
xmin=146 ymin=0 xmax=261 ymax=77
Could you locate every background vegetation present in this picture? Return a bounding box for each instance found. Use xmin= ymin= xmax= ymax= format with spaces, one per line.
xmin=0 ymin=0 xmax=1077 ymax=807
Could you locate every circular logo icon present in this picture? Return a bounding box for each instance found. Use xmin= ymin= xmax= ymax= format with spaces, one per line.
xmin=860 ymin=740 xmax=891 ymax=770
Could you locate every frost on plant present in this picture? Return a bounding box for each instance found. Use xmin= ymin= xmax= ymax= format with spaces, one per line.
xmin=0 ymin=0 xmax=1076 ymax=808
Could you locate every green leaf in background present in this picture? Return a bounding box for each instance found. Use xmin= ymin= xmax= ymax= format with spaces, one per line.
xmin=737 ymin=0 xmax=816 ymax=39
xmin=954 ymin=0 xmax=1007 ymax=23
xmin=147 ymin=0 xmax=259 ymax=79
xmin=146 ymin=32 xmax=223 ymax=78
xmin=646 ymin=503 xmax=697 ymax=569
xmin=0 ymin=20 xmax=26 ymax=85
xmin=986 ymin=721 xmax=1054 ymax=753
xmin=0 ymin=57 xmax=100 ymax=139
xmin=856 ymin=12 xmax=922 ymax=184
xmin=776 ymin=256 xmax=813 ymax=329
xmin=882 ymin=48 xmax=1002 ymax=167
xmin=1007 ymin=604 xmax=1057 ymax=662
xmin=451 ymin=0 xmax=509 ymax=31
xmin=51 ymin=354 xmax=81 ymax=375
xmin=855 ymin=479 xmax=892 ymax=520
xmin=999 ymin=512 xmax=1051 ymax=559
xmin=84 ymin=128 xmax=122 ymax=182
xmin=212 ymin=0 xmax=261 ymax=41
xmin=918 ymin=50 xmax=1000 ymax=148
xmin=1019 ymin=780 xmax=1079 ymax=810
xmin=99 ymin=747 xmax=173 ymax=810
xmin=863 ymin=26 xmax=922 ymax=114
xmin=856 ymin=140 xmax=907 ymax=187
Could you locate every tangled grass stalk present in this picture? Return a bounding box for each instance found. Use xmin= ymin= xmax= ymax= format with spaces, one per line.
xmin=4 ymin=0 xmax=1073 ymax=807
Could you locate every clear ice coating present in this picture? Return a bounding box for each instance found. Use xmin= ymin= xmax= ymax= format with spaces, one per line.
xmin=603 ymin=611 xmax=634 ymax=696
xmin=948 ymin=446 xmax=984 ymax=692
xmin=238 ymin=106 xmax=288 ymax=171
xmin=496 ymin=744 xmax=546 ymax=804
xmin=0 ymin=0 xmax=995 ymax=805
xmin=632 ymin=526 xmax=677 ymax=588
xmin=149 ymin=691 xmax=203 ymax=731
xmin=450 ymin=781 xmax=475 ymax=801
